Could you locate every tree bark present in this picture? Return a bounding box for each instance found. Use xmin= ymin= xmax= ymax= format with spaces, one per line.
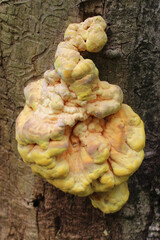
xmin=0 ymin=0 xmax=159 ymax=239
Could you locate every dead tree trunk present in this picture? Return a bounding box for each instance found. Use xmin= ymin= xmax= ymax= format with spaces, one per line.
xmin=0 ymin=0 xmax=159 ymax=239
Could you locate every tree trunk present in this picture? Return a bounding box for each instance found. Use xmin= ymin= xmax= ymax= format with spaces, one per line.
xmin=0 ymin=0 xmax=159 ymax=239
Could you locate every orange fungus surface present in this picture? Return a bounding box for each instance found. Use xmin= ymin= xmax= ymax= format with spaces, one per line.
xmin=16 ymin=16 xmax=145 ymax=213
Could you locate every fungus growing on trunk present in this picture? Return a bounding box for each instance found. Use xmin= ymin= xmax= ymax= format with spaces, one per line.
xmin=16 ymin=16 xmax=145 ymax=213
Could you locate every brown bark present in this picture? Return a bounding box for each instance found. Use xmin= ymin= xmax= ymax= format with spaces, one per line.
xmin=0 ymin=0 xmax=159 ymax=239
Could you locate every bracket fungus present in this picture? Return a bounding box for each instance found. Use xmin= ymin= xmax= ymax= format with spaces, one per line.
xmin=16 ymin=16 xmax=145 ymax=214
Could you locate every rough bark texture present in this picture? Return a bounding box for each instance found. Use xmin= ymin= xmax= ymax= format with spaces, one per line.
xmin=0 ymin=0 xmax=160 ymax=239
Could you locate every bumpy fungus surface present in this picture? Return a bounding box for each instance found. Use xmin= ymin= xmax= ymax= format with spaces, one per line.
xmin=16 ymin=16 xmax=145 ymax=213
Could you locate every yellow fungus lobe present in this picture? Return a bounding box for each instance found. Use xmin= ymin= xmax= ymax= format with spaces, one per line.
xmin=16 ymin=16 xmax=145 ymax=214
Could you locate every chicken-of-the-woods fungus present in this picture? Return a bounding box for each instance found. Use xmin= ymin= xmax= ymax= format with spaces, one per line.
xmin=16 ymin=16 xmax=145 ymax=214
